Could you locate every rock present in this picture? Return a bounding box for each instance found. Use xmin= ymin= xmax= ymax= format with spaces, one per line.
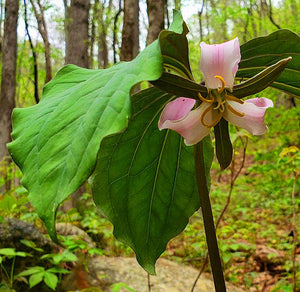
xmin=63 ymin=256 xmax=245 ymax=291
xmin=0 ymin=218 xmax=55 ymax=253
xmin=253 ymin=245 xmax=285 ymax=272
xmin=56 ymin=222 xmax=96 ymax=248
xmin=0 ymin=218 xmax=57 ymax=292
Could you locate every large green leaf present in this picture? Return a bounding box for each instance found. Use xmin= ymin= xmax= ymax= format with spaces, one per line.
xmin=7 ymin=11 xmax=190 ymax=241
xmin=8 ymin=41 xmax=162 ymax=240
xmin=237 ymin=30 xmax=300 ymax=96
xmin=91 ymin=88 xmax=214 ymax=274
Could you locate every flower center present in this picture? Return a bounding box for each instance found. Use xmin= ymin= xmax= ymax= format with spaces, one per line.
xmin=198 ymin=75 xmax=245 ymax=128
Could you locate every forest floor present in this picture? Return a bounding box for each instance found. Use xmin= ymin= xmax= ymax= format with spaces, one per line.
xmin=0 ymin=94 xmax=299 ymax=291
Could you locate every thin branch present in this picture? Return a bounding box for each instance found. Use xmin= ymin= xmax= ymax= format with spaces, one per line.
xmin=30 ymin=0 xmax=52 ymax=83
xmin=165 ymin=0 xmax=169 ymax=28
xmin=113 ymin=2 xmax=123 ymax=63
xmin=23 ymin=0 xmax=39 ymax=103
xmin=268 ymin=0 xmax=281 ymax=29
xmin=198 ymin=0 xmax=205 ymax=41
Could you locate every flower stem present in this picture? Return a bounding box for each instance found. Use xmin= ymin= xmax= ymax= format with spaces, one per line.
xmin=194 ymin=141 xmax=226 ymax=292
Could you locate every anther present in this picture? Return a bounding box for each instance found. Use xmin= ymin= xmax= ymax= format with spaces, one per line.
xmin=213 ymin=100 xmax=226 ymax=111
xmin=200 ymin=105 xmax=222 ymax=128
xmin=225 ymin=94 xmax=244 ymax=104
xmin=226 ymin=103 xmax=245 ymax=117
xmin=214 ymin=75 xmax=226 ymax=93
xmin=198 ymin=92 xmax=214 ymax=103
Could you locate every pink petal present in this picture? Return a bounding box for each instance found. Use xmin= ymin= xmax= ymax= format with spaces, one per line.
xmin=223 ymin=98 xmax=274 ymax=135
xmin=158 ymin=99 xmax=220 ymax=145
xmin=158 ymin=97 xmax=196 ymax=129
xmin=200 ymin=37 xmax=241 ymax=90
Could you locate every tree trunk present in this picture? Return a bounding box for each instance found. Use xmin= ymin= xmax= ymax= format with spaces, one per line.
xmin=65 ymin=0 xmax=90 ymax=68
xmin=89 ymin=1 xmax=96 ymax=68
xmin=146 ymin=0 xmax=164 ymax=45
xmin=120 ymin=0 xmax=139 ymax=61
xmin=0 ymin=0 xmax=4 ymax=54
xmin=0 ymin=0 xmax=18 ymax=161
xmin=97 ymin=0 xmax=109 ymax=68
xmin=30 ymin=0 xmax=52 ymax=83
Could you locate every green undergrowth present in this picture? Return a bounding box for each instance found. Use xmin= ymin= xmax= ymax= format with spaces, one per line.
xmin=0 ymin=91 xmax=299 ymax=291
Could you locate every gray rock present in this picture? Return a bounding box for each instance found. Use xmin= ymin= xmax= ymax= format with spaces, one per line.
xmin=0 ymin=218 xmax=55 ymax=253
xmin=56 ymin=222 xmax=96 ymax=248
xmin=83 ymin=257 xmax=245 ymax=292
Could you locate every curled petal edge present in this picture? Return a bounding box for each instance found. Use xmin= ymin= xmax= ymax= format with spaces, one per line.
xmin=159 ymin=99 xmax=220 ymax=145
xmin=223 ymin=98 xmax=273 ymax=135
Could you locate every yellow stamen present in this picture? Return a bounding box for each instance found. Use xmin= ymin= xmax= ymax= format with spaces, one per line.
xmin=200 ymin=105 xmax=222 ymax=128
xmin=198 ymin=92 xmax=214 ymax=103
xmin=225 ymin=94 xmax=244 ymax=104
xmin=226 ymin=103 xmax=245 ymax=117
xmin=213 ymin=99 xmax=226 ymax=111
xmin=214 ymin=75 xmax=226 ymax=93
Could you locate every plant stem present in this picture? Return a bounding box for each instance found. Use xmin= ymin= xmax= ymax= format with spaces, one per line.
xmin=194 ymin=141 xmax=226 ymax=292
xmin=10 ymin=256 xmax=16 ymax=288
xmin=292 ymin=170 xmax=297 ymax=292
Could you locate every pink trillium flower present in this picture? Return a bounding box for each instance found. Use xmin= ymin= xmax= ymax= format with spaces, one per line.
xmin=158 ymin=38 xmax=274 ymax=146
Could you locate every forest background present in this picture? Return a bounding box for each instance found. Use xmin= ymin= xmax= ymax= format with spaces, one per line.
xmin=0 ymin=0 xmax=299 ymax=291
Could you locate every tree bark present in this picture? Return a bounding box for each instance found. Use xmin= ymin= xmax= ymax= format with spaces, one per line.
xmin=65 ymin=0 xmax=90 ymax=68
xmin=89 ymin=0 xmax=96 ymax=68
xmin=0 ymin=0 xmax=18 ymax=161
xmin=120 ymin=0 xmax=139 ymax=61
xmin=30 ymin=0 xmax=52 ymax=83
xmin=0 ymin=0 xmax=4 ymax=54
xmin=146 ymin=0 xmax=164 ymax=45
xmin=97 ymin=0 xmax=109 ymax=68
xmin=113 ymin=0 xmax=123 ymax=63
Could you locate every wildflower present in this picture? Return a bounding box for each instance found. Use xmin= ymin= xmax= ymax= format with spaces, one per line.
xmin=158 ymin=38 xmax=273 ymax=145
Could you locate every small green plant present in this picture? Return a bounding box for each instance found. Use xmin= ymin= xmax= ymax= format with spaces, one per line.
xmin=15 ymin=266 xmax=69 ymax=291
xmin=0 ymin=248 xmax=30 ymax=290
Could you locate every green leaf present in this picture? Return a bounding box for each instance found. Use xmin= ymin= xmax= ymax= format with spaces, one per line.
xmin=20 ymin=239 xmax=44 ymax=252
xmin=233 ymin=57 xmax=291 ymax=98
xmin=237 ymin=30 xmax=300 ymax=96
xmin=160 ymin=10 xmax=193 ymax=79
xmin=151 ymin=72 xmax=207 ymax=99
xmin=16 ymin=267 xmax=44 ymax=278
xmin=47 ymin=267 xmax=70 ymax=274
xmin=214 ymin=119 xmax=233 ymax=170
xmin=91 ymin=88 xmax=214 ymax=274
xmin=8 ymin=10 xmax=188 ymax=242
xmin=29 ymin=271 xmax=44 ymax=288
xmin=8 ymin=40 xmax=162 ymax=241
xmin=111 ymin=283 xmax=136 ymax=292
xmin=0 ymin=248 xmax=17 ymax=257
xmin=44 ymin=271 xmax=58 ymax=291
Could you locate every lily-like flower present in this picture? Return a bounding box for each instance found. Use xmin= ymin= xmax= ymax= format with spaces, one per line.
xmin=158 ymin=38 xmax=274 ymax=145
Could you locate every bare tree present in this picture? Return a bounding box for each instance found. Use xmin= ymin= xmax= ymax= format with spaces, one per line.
xmin=97 ymin=0 xmax=112 ymax=68
xmin=120 ymin=0 xmax=139 ymax=61
xmin=24 ymin=0 xmax=39 ymax=103
xmin=0 ymin=0 xmax=4 ymax=54
xmin=113 ymin=0 xmax=123 ymax=63
xmin=0 ymin=0 xmax=19 ymax=161
xmin=65 ymin=0 xmax=90 ymax=68
xmin=146 ymin=0 xmax=165 ymax=45
xmin=30 ymin=0 xmax=52 ymax=83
